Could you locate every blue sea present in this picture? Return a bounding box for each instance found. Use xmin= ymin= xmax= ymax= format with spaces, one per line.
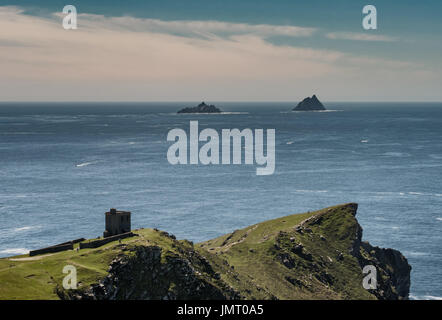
xmin=0 ymin=102 xmax=441 ymax=300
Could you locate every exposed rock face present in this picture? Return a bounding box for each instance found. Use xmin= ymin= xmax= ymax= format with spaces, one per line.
xmin=59 ymin=244 xmax=240 ymax=300
xmin=58 ymin=204 xmax=411 ymax=300
xmin=293 ymin=95 xmax=326 ymax=111
xmin=178 ymin=102 xmax=221 ymax=113
xmin=287 ymin=203 xmax=411 ymax=300
xmin=358 ymin=242 xmax=411 ymax=300
xmin=343 ymin=204 xmax=411 ymax=300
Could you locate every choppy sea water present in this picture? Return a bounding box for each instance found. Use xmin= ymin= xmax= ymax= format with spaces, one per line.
xmin=0 ymin=102 xmax=441 ymax=299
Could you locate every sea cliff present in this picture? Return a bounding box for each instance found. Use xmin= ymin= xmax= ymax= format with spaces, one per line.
xmin=0 ymin=204 xmax=410 ymax=300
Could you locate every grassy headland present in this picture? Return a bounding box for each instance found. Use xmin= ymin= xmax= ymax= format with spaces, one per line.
xmin=0 ymin=203 xmax=410 ymax=300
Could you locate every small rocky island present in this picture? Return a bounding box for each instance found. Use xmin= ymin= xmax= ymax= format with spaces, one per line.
xmin=178 ymin=102 xmax=222 ymax=114
xmin=293 ymin=94 xmax=326 ymax=111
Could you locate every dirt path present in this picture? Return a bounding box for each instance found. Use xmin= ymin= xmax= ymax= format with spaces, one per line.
xmin=9 ymin=253 xmax=56 ymax=261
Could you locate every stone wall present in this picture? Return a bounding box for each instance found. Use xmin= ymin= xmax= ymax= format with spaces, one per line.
xmin=29 ymin=238 xmax=86 ymax=256
xmin=79 ymin=232 xmax=135 ymax=249
xmin=30 ymin=243 xmax=73 ymax=257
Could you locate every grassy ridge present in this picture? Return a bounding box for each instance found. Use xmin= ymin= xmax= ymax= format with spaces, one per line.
xmin=198 ymin=203 xmax=374 ymax=299
xmin=0 ymin=204 xmax=405 ymax=300
xmin=0 ymin=228 xmax=195 ymax=299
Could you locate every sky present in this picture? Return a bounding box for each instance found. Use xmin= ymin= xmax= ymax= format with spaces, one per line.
xmin=0 ymin=0 xmax=441 ymax=101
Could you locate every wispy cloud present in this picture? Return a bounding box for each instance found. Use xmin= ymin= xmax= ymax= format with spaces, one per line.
xmin=71 ymin=14 xmax=318 ymax=39
xmin=0 ymin=7 xmax=339 ymax=82
xmin=0 ymin=6 xmax=438 ymax=101
xmin=326 ymin=32 xmax=397 ymax=42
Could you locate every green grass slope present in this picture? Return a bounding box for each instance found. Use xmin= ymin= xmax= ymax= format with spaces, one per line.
xmin=198 ymin=203 xmax=375 ymax=299
xmin=0 ymin=203 xmax=410 ymax=300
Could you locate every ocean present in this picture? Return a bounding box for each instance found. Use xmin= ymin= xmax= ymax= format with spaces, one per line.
xmin=0 ymin=102 xmax=441 ymax=300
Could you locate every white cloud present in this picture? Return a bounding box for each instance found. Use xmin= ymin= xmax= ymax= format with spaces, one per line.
xmin=0 ymin=6 xmax=439 ymax=101
xmin=0 ymin=8 xmax=337 ymax=83
xmin=69 ymin=13 xmax=317 ymax=39
xmin=325 ymin=32 xmax=397 ymax=42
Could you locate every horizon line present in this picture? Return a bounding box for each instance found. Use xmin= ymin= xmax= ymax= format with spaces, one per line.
xmin=1 ymin=101 xmax=442 ymax=104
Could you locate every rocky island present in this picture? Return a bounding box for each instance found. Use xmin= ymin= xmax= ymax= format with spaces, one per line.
xmin=177 ymin=102 xmax=222 ymax=114
xmin=293 ymin=95 xmax=326 ymax=111
xmin=0 ymin=203 xmax=411 ymax=300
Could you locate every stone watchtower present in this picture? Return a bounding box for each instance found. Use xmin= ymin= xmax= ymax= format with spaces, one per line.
xmin=104 ymin=208 xmax=131 ymax=238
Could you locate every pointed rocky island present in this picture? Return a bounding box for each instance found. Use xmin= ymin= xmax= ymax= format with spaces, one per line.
xmin=178 ymin=102 xmax=222 ymax=114
xmin=293 ymin=94 xmax=326 ymax=111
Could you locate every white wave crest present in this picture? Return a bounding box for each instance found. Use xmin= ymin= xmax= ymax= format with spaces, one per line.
xmin=0 ymin=248 xmax=29 ymax=255
xmin=75 ymin=161 xmax=96 ymax=167
xmin=13 ymin=226 xmax=34 ymax=232
xmin=410 ymin=295 xmax=442 ymax=300
xmin=295 ymin=189 xmax=328 ymax=193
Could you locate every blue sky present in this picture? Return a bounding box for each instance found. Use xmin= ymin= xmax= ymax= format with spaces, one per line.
xmin=0 ymin=1 xmax=441 ymax=101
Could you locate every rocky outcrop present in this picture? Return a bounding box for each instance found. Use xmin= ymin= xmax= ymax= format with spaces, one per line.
xmin=334 ymin=204 xmax=411 ymax=300
xmin=57 ymin=204 xmax=411 ymax=300
xmin=59 ymin=243 xmax=240 ymax=300
xmin=358 ymin=242 xmax=411 ymax=300
xmin=293 ymin=95 xmax=326 ymax=111
xmin=178 ymin=102 xmax=221 ymax=113
xmin=291 ymin=203 xmax=411 ymax=300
